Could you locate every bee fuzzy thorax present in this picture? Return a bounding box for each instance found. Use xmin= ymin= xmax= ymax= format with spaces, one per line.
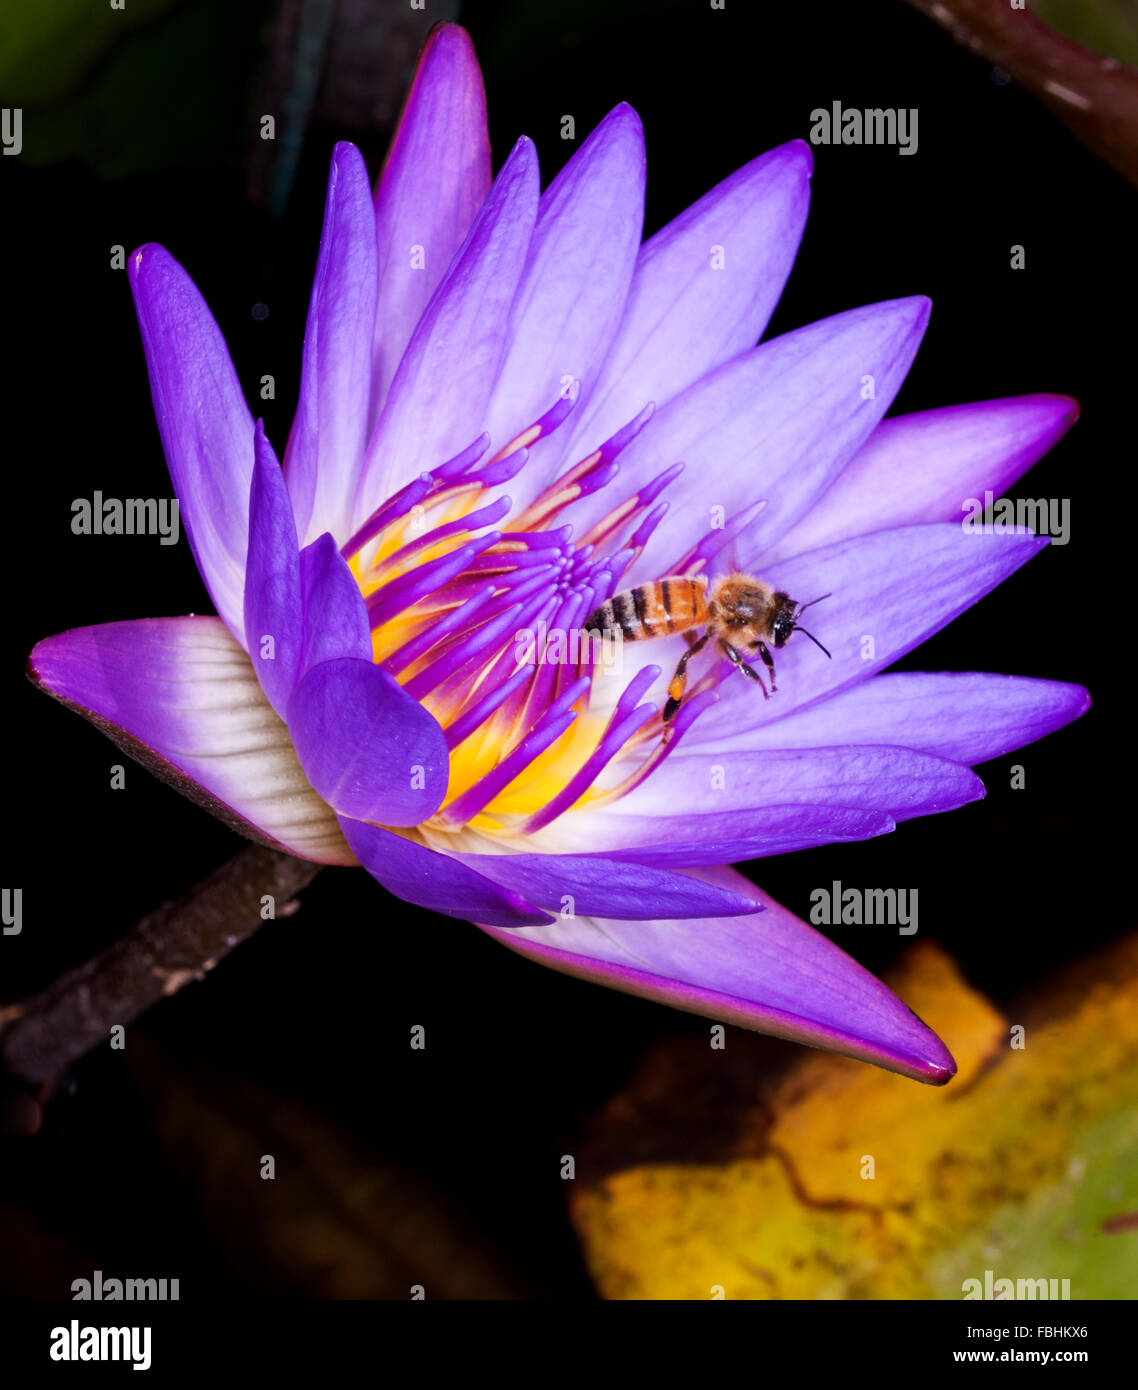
xmin=708 ymin=573 xmax=777 ymax=636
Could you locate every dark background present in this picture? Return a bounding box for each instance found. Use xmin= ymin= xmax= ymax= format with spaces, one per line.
xmin=0 ymin=0 xmax=1129 ymax=1298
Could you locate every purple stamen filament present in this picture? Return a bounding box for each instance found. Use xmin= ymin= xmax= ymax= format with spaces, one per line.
xmin=341 ymin=398 xmax=738 ymax=833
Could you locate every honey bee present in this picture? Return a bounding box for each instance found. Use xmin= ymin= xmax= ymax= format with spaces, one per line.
xmin=583 ymin=573 xmax=832 ymax=723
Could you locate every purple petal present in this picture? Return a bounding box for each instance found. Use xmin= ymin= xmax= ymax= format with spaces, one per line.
xmin=128 ymin=244 xmax=255 ymax=644
xmin=371 ymin=23 xmax=492 ymax=418
xmin=478 ymin=865 xmax=956 ymax=1084
xmin=356 ymin=135 xmax=539 ymax=520
xmin=285 ymin=657 xmax=448 ymax=825
xmin=557 ymin=140 xmax=812 ymax=471
xmin=245 ymin=424 xmax=301 ymax=719
xmin=550 ymin=805 xmax=896 ymax=867
xmin=448 ymin=852 xmax=764 ymax=920
xmin=551 ymin=745 xmax=982 ymax=856
xmin=338 ymin=816 xmax=552 ymax=929
xmin=693 ymin=523 xmax=1048 ymax=738
xmin=28 ymin=617 xmax=355 ymax=864
xmin=767 ymin=394 xmax=1080 ymax=564
xmin=480 ymin=104 xmax=646 ymax=499
xmin=284 ymin=143 xmax=378 ymax=547
xmin=297 ymin=533 xmax=372 ymax=674
xmin=697 ymin=671 xmax=1090 ymax=763
xmin=573 ymin=297 xmax=930 ymax=581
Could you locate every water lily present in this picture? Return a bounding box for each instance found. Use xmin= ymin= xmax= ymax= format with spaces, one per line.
xmin=28 ymin=24 xmax=1088 ymax=1085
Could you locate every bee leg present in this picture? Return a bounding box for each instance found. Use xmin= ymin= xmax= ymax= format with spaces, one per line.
xmin=751 ymin=639 xmax=777 ymax=692
xmin=663 ymin=630 xmax=709 ymax=724
xmin=720 ymin=638 xmax=769 ymax=699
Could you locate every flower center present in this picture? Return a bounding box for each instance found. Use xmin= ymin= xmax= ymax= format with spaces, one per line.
xmin=340 ymin=395 xmax=750 ymax=839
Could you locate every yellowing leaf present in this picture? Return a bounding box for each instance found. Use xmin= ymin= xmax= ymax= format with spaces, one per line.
xmin=570 ymin=938 xmax=1138 ymax=1299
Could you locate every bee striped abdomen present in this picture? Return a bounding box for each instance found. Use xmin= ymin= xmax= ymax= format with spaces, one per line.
xmin=584 ymin=576 xmax=708 ymax=641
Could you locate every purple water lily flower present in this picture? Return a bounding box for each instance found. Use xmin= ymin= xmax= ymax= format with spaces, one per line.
xmin=29 ymin=25 xmax=1088 ymax=1085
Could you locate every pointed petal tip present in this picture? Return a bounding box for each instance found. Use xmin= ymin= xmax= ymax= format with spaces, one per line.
xmin=1040 ymin=390 xmax=1080 ymax=423
xmin=781 ymin=136 xmax=814 ymax=177
xmin=909 ymin=1009 xmax=958 ymax=1083
xmin=26 ymin=627 xmax=85 ymax=699
xmin=868 ymin=292 xmax=933 ymax=330
xmin=502 ymin=132 xmax=540 ymax=178
xmin=478 ymin=917 xmax=961 ymax=1085
xmin=820 ymin=292 xmax=932 ymax=343
xmin=407 ymin=21 xmax=486 ymax=115
xmin=820 ymin=1012 xmax=957 ymax=1085
xmin=904 ymin=292 xmax=933 ymax=328
xmin=724 ymin=138 xmax=814 ymax=204
xmin=963 ymin=391 xmax=1081 ymax=441
xmin=961 ymin=772 xmax=989 ymax=806
xmin=330 ymin=139 xmax=366 ymax=171
xmin=908 ymin=1037 xmax=957 ymax=1086
xmin=127 ymin=241 xmax=171 ymax=287
xmin=590 ymin=100 xmax=646 ymax=150
xmin=981 ymin=675 xmax=1092 ymax=746
xmin=26 ymin=636 xmax=52 ymax=691
xmin=1024 ymin=390 xmax=1080 ymax=439
xmin=797 ymin=137 xmax=814 ymax=177
xmin=422 ymin=19 xmax=476 ymax=53
xmin=759 ymin=984 xmax=959 ymax=1086
xmin=1030 ymin=678 xmax=1091 ymax=735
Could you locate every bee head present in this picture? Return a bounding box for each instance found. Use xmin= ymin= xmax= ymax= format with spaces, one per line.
xmin=780 ymin=591 xmax=833 ymax=657
xmin=769 ymin=592 xmax=798 ymax=648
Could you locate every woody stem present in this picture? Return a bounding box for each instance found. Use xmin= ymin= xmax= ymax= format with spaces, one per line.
xmin=0 ymin=846 xmax=321 ymax=1108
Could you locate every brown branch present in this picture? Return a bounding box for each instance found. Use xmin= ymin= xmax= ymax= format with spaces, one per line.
xmin=0 ymin=846 xmax=322 ymax=1109
xmin=904 ymin=0 xmax=1138 ymax=187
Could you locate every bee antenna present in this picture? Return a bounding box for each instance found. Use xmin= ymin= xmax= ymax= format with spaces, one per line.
xmin=794 ymin=625 xmax=832 ymax=659
xmin=795 ymin=592 xmax=832 ymax=616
